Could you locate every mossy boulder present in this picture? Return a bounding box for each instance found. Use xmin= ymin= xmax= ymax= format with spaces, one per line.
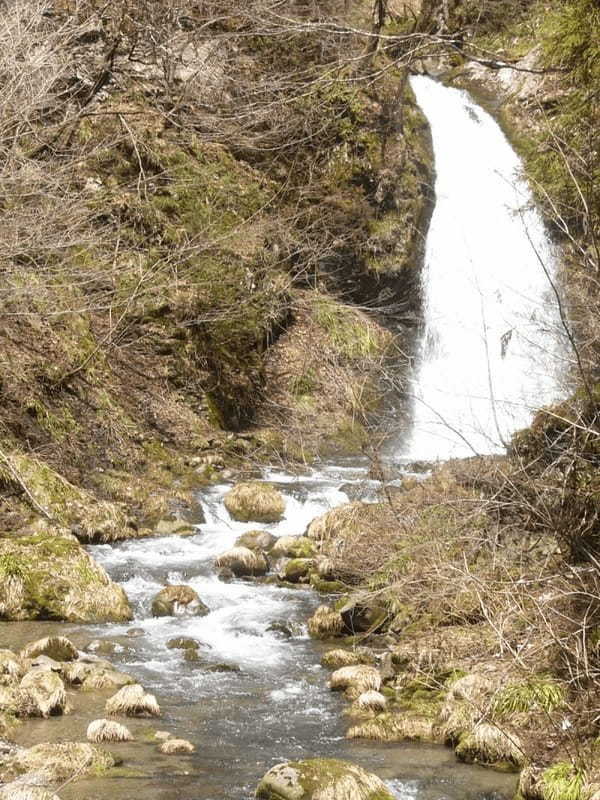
xmin=214 ymin=546 xmax=269 ymax=577
xmin=151 ymin=585 xmax=209 ymax=617
xmin=0 ymin=531 xmax=132 ymax=622
xmin=280 ymin=558 xmax=313 ymax=583
xmin=153 ymin=519 xmax=196 ymax=537
xmin=235 ymin=530 xmax=277 ymax=551
xmin=0 ymin=453 xmax=136 ymax=543
xmin=271 ymin=536 xmax=315 ymax=559
xmin=224 ymin=482 xmax=285 ymax=523
xmin=256 ymin=758 xmax=394 ymax=800
xmin=1 ymin=742 xmax=116 ymax=784
xmin=18 ymin=670 xmax=67 ymax=718
xmin=21 ymin=636 xmax=78 ymax=662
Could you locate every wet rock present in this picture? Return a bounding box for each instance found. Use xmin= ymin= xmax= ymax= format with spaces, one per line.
xmin=166 ymin=637 xmax=205 ymax=651
xmin=29 ymin=656 xmax=61 ymax=673
xmin=214 ymin=547 xmax=268 ymax=577
xmin=85 ymin=639 xmax=121 ymax=656
xmin=271 ymin=536 xmax=315 ymax=559
xmin=279 ymin=558 xmax=313 ymax=583
xmin=19 ymin=670 xmax=67 ymax=717
xmin=78 ymin=666 xmax=135 ymax=691
xmin=205 ymin=663 xmax=240 ymax=673
xmin=21 ymin=637 xmax=78 ymax=663
xmin=321 ymin=648 xmax=375 ymax=669
xmin=223 ymin=481 xmax=285 ymax=523
xmin=235 ymin=530 xmax=277 ymax=552
xmin=105 ymin=684 xmax=160 ymax=717
xmin=153 ymin=519 xmax=196 ymax=537
xmin=158 ymin=738 xmax=195 ymax=754
xmin=256 ymin=758 xmax=394 ymax=800
xmin=339 ymin=596 xmax=387 ymax=634
xmin=87 ymin=718 xmax=133 ymax=743
xmin=183 ymin=649 xmax=205 ymax=664
xmin=2 ymin=742 xmax=116 ymax=784
xmin=267 ymin=621 xmax=300 ymax=638
xmin=127 ymin=628 xmax=145 ymax=637
xmin=307 ymin=605 xmax=344 ymax=638
xmin=151 ymin=585 xmax=209 ymax=618
xmin=0 ymin=650 xmax=24 ymax=679
xmin=217 ymin=567 xmax=235 ymax=582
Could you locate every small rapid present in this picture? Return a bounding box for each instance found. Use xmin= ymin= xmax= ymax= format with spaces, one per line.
xmin=40 ymin=77 xmax=567 ymax=800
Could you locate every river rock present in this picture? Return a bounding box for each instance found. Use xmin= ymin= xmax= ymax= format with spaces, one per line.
xmin=339 ymin=596 xmax=387 ymax=634
xmin=279 ymin=558 xmax=313 ymax=583
xmin=235 ymin=530 xmax=277 ymax=551
xmin=0 ymin=650 xmax=23 ymax=679
xmin=158 ymin=738 xmax=195 ymax=754
xmin=321 ymin=648 xmax=375 ymax=669
xmin=105 ymin=683 xmax=160 ymax=717
xmin=2 ymin=742 xmax=116 ymax=784
xmin=87 ymin=718 xmax=133 ymax=742
xmin=166 ymin=637 xmax=205 ymax=651
xmin=355 ymin=690 xmax=387 ymax=712
xmin=21 ymin=636 xmax=78 ymax=663
xmin=153 ymin=519 xmax=196 ymax=537
xmin=0 ymin=532 xmax=132 ymax=624
xmin=256 ymin=758 xmax=394 ymax=800
xmin=151 ymin=585 xmax=209 ymax=617
xmin=214 ymin=547 xmax=268 ymax=577
xmin=223 ymin=482 xmax=285 ymax=523
xmin=19 ymin=669 xmax=67 ymax=717
xmin=329 ymin=665 xmax=381 ymax=695
xmin=271 ymin=536 xmax=315 ymax=559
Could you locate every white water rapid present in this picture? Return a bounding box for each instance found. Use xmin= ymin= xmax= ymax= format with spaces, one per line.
xmin=46 ymin=78 xmax=565 ymax=800
xmin=404 ymin=76 xmax=566 ymax=460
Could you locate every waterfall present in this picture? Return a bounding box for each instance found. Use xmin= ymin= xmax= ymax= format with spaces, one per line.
xmin=403 ymin=76 xmax=566 ymax=461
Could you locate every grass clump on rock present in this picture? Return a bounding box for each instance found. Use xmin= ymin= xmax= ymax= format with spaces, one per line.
xmin=0 ymin=532 xmax=132 ymax=623
xmin=151 ymin=585 xmax=209 ymax=618
xmin=2 ymin=742 xmax=116 ymax=784
xmin=158 ymin=738 xmax=195 ymax=754
xmin=256 ymin=758 xmax=394 ymax=800
xmin=105 ymin=684 xmax=160 ymax=717
xmin=87 ymin=718 xmax=133 ymax=743
xmin=214 ymin=546 xmax=268 ymax=577
xmin=224 ymin=482 xmax=285 ymax=523
xmin=307 ymin=605 xmax=344 ymax=639
xmin=21 ymin=636 xmax=78 ymax=663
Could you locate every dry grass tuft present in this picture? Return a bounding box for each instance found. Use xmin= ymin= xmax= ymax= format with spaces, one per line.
xmin=105 ymin=684 xmax=160 ymax=717
xmin=87 ymin=718 xmax=133 ymax=743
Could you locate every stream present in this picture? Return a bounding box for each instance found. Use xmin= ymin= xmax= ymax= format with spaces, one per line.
xmin=7 ymin=77 xmax=566 ymax=799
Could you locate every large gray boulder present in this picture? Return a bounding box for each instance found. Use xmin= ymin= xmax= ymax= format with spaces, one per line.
xmin=256 ymin=758 xmax=394 ymax=800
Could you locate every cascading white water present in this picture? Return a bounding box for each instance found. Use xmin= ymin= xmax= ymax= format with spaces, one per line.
xmin=404 ymin=76 xmax=566 ymax=461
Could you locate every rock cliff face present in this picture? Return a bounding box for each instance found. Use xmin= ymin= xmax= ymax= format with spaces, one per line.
xmin=0 ymin=0 xmax=433 ymax=567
